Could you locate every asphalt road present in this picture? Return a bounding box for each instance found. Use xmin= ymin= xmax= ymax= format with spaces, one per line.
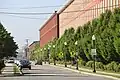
xmin=0 ymin=64 xmax=113 ymax=80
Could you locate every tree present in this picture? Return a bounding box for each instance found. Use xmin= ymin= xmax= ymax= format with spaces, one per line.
xmin=0 ymin=23 xmax=18 ymax=59
xmin=41 ymin=8 xmax=120 ymax=64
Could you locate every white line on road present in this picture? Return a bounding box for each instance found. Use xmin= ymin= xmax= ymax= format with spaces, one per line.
xmin=24 ymin=73 xmax=83 ymax=76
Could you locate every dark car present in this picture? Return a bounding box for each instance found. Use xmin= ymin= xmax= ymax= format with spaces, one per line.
xmin=19 ymin=60 xmax=31 ymax=70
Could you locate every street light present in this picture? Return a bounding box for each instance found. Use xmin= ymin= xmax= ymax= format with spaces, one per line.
xmin=48 ymin=45 xmax=51 ymax=64
xmin=44 ymin=48 xmax=46 ymax=50
xmin=44 ymin=48 xmax=46 ymax=64
xmin=92 ymin=35 xmax=96 ymax=73
xmin=53 ymin=45 xmax=56 ymax=65
xmin=75 ymin=41 xmax=78 ymax=70
xmin=40 ymin=49 xmax=43 ymax=65
xmin=64 ymin=42 xmax=67 ymax=67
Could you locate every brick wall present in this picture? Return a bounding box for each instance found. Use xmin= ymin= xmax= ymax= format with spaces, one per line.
xmin=59 ymin=0 xmax=120 ymax=37
xmin=40 ymin=12 xmax=59 ymax=47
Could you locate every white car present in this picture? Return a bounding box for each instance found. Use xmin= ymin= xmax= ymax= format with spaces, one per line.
xmin=7 ymin=59 xmax=14 ymax=63
xmin=14 ymin=60 xmax=20 ymax=66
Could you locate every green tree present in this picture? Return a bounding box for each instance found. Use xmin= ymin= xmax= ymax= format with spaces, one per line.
xmin=0 ymin=23 xmax=18 ymax=59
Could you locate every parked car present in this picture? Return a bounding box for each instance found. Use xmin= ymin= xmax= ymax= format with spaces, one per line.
xmin=7 ymin=59 xmax=14 ymax=63
xmin=14 ymin=59 xmax=20 ymax=66
xmin=19 ymin=59 xmax=31 ymax=70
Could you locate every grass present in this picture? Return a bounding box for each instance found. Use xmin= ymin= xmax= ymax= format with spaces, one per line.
xmin=79 ymin=66 xmax=120 ymax=74
xmin=79 ymin=69 xmax=120 ymax=78
xmin=13 ymin=64 xmax=22 ymax=75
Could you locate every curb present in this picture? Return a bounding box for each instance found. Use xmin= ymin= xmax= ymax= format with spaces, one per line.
xmin=49 ymin=64 xmax=120 ymax=80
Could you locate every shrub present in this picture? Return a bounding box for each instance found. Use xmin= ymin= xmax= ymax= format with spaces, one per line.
xmin=0 ymin=60 xmax=5 ymax=74
xmin=0 ymin=60 xmax=5 ymax=69
xmin=86 ymin=61 xmax=94 ymax=68
xmin=115 ymin=64 xmax=120 ymax=72
xmin=95 ymin=62 xmax=104 ymax=70
xmin=35 ymin=60 xmax=42 ymax=65
xmin=106 ymin=61 xmax=119 ymax=72
xmin=78 ymin=60 xmax=86 ymax=66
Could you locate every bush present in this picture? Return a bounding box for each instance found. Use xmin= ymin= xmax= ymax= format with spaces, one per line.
xmin=78 ymin=60 xmax=86 ymax=66
xmin=0 ymin=60 xmax=5 ymax=69
xmin=95 ymin=62 xmax=104 ymax=70
xmin=115 ymin=64 xmax=120 ymax=72
xmin=35 ymin=60 xmax=42 ymax=65
xmin=86 ymin=61 xmax=94 ymax=68
xmin=0 ymin=60 xmax=5 ymax=74
xmin=106 ymin=61 xmax=119 ymax=72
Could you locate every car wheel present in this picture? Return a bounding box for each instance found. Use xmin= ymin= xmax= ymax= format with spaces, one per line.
xmin=29 ymin=67 xmax=31 ymax=70
xmin=20 ymin=67 xmax=22 ymax=70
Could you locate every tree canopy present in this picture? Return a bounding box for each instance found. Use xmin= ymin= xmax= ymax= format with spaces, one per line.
xmin=0 ymin=23 xmax=18 ymax=59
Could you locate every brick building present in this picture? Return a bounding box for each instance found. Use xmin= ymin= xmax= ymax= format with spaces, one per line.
xmin=40 ymin=0 xmax=120 ymax=47
xmin=59 ymin=0 xmax=119 ymax=37
xmin=39 ymin=11 xmax=59 ymax=47
xmin=28 ymin=41 xmax=39 ymax=59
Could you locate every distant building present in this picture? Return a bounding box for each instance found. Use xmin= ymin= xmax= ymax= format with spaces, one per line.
xmin=16 ymin=49 xmax=25 ymax=60
xmin=28 ymin=41 xmax=40 ymax=59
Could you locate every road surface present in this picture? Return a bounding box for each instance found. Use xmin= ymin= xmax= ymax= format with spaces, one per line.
xmin=0 ymin=64 xmax=113 ymax=80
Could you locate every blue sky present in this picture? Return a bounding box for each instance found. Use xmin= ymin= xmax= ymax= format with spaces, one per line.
xmin=0 ymin=0 xmax=67 ymax=48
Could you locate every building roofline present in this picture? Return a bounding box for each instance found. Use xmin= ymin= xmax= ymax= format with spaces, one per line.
xmin=39 ymin=0 xmax=74 ymax=31
xmin=58 ymin=0 xmax=74 ymax=14
xmin=29 ymin=41 xmax=39 ymax=47
xmin=39 ymin=11 xmax=57 ymax=31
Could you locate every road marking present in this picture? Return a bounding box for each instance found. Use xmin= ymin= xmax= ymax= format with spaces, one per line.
xmin=23 ymin=73 xmax=84 ymax=76
xmin=2 ymin=72 xmax=14 ymax=74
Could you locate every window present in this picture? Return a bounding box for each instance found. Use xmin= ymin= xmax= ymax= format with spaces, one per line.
xmin=116 ymin=0 xmax=119 ymax=7
xmin=102 ymin=0 xmax=105 ymax=13
xmin=110 ymin=0 xmax=113 ymax=10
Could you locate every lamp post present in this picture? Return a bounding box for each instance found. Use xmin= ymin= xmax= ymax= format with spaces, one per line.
xmin=75 ymin=41 xmax=78 ymax=70
xmin=48 ymin=45 xmax=51 ymax=64
xmin=92 ymin=35 xmax=96 ymax=73
xmin=53 ymin=45 xmax=56 ymax=65
xmin=40 ymin=49 xmax=43 ymax=65
xmin=64 ymin=42 xmax=67 ymax=67
xmin=44 ymin=48 xmax=46 ymax=64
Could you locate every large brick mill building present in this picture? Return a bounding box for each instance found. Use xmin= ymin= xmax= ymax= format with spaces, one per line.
xmin=40 ymin=0 xmax=120 ymax=47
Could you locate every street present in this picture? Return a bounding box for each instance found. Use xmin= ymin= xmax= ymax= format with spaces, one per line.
xmin=0 ymin=64 xmax=113 ymax=80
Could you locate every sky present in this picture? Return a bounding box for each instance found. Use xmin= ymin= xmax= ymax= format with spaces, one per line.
xmin=0 ymin=0 xmax=67 ymax=49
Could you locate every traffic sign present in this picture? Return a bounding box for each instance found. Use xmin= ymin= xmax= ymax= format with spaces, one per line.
xmin=91 ymin=49 xmax=97 ymax=55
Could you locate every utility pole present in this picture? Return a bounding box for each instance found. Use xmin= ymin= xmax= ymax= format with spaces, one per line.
xmin=25 ymin=39 xmax=29 ymax=59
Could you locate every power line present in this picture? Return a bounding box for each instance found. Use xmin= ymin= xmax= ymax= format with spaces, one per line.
xmin=0 ymin=4 xmax=119 ymax=15
xmin=0 ymin=2 xmax=86 ymax=10
xmin=0 ymin=12 xmax=52 ymax=15
xmin=0 ymin=4 xmax=119 ymax=20
xmin=6 ymin=14 xmax=47 ymax=20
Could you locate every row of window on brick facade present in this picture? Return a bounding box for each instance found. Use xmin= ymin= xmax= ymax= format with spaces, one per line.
xmin=80 ymin=0 xmax=120 ymax=22
xmin=60 ymin=0 xmax=120 ymax=28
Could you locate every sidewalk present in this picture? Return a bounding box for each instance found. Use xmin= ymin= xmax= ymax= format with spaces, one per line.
xmin=1 ymin=63 xmax=22 ymax=77
xmin=2 ymin=63 xmax=14 ymax=76
xmin=50 ymin=63 xmax=120 ymax=80
xmin=67 ymin=64 xmax=120 ymax=77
